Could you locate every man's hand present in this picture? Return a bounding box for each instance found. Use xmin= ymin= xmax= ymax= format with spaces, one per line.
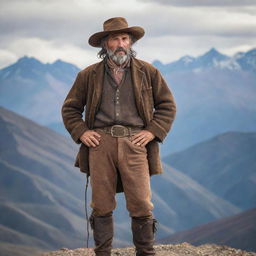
xmin=131 ymin=130 xmax=155 ymax=147
xmin=80 ymin=130 xmax=101 ymax=147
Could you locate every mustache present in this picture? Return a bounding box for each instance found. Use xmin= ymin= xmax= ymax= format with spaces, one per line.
xmin=114 ymin=47 xmax=127 ymax=54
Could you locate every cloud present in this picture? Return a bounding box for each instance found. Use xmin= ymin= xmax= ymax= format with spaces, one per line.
xmin=135 ymin=34 xmax=256 ymax=64
xmin=0 ymin=0 xmax=255 ymax=68
xmin=134 ymin=3 xmax=256 ymax=38
xmin=138 ymin=0 xmax=256 ymax=7
xmin=0 ymin=50 xmax=17 ymax=69
xmin=1 ymin=0 xmax=255 ymax=40
xmin=0 ymin=37 xmax=98 ymax=69
xmin=0 ymin=0 xmax=147 ymax=49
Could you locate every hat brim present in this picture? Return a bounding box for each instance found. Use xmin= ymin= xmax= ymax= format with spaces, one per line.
xmin=88 ymin=26 xmax=145 ymax=47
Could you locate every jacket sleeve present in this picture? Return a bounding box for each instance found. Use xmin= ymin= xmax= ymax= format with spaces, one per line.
xmin=145 ymin=68 xmax=176 ymax=143
xmin=61 ymin=71 xmax=89 ymax=144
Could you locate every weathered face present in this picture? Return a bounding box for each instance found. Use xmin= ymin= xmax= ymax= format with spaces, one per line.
xmin=106 ymin=33 xmax=131 ymax=56
xmin=105 ymin=33 xmax=132 ymax=65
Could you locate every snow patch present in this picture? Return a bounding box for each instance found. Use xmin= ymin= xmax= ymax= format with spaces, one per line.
xmin=213 ymin=58 xmax=241 ymax=71
xmin=181 ymin=55 xmax=194 ymax=65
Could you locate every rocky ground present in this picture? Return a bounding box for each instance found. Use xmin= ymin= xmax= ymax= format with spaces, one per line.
xmin=41 ymin=243 xmax=256 ymax=256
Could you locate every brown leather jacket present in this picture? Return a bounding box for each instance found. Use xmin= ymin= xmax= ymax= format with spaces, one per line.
xmin=61 ymin=57 xmax=176 ymax=192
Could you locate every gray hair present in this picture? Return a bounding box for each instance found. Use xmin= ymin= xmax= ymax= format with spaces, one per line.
xmin=97 ymin=34 xmax=137 ymax=59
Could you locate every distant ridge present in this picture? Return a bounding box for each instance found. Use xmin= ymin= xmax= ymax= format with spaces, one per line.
xmin=153 ymin=47 xmax=256 ymax=72
xmin=158 ymin=208 xmax=256 ymax=252
xmin=163 ymin=131 xmax=256 ymax=210
xmin=0 ymin=56 xmax=80 ymax=134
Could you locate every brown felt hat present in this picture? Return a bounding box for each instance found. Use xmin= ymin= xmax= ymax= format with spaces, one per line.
xmin=88 ymin=17 xmax=145 ymax=47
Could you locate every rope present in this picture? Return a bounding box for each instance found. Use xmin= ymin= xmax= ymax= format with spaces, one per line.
xmin=85 ymin=174 xmax=90 ymax=249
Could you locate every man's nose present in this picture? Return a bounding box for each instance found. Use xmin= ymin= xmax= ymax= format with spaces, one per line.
xmin=117 ymin=39 xmax=124 ymax=48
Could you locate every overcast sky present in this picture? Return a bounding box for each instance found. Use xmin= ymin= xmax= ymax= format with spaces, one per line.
xmin=0 ymin=0 xmax=256 ymax=69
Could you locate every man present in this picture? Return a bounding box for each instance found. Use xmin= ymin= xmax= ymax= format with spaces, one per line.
xmin=61 ymin=17 xmax=176 ymax=256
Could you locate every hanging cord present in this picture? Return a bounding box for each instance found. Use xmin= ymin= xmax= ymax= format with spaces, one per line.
xmin=85 ymin=174 xmax=90 ymax=249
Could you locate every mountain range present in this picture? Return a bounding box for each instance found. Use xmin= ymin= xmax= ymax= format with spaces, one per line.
xmin=153 ymin=48 xmax=256 ymax=73
xmin=1 ymin=107 xmax=253 ymax=255
xmin=158 ymin=47 xmax=256 ymax=155
xmin=0 ymin=56 xmax=79 ymax=136
xmin=0 ymin=47 xmax=255 ymax=155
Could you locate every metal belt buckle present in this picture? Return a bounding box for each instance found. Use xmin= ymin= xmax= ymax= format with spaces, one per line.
xmin=110 ymin=125 xmax=127 ymax=137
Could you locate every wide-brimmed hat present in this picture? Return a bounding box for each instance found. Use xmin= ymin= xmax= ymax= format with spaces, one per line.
xmin=88 ymin=17 xmax=145 ymax=47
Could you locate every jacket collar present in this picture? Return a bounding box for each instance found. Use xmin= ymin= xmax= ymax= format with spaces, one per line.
xmin=91 ymin=57 xmax=144 ymax=72
xmin=92 ymin=60 xmax=105 ymax=102
xmin=91 ymin=57 xmax=145 ymax=107
xmin=130 ymin=57 xmax=145 ymax=106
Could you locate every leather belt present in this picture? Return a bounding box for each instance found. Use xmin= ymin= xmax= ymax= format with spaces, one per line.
xmin=96 ymin=125 xmax=143 ymax=138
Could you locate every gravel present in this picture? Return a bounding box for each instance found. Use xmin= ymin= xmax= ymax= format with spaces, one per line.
xmin=41 ymin=243 xmax=256 ymax=256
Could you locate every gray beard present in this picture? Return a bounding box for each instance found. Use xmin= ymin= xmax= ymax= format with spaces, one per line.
xmin=106 ymin=47 xmax=131 ymax=65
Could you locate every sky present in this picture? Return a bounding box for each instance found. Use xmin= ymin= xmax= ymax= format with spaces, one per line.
xmin=0 ymin=0 xmax=256 ymax=69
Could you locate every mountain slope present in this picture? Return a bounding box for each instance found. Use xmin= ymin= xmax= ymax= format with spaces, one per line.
xmin=163 ymin=131 xmax=256 ymax=210
xmin=158 ymin=208 xmax=256 ymax=252
xmin=0 ymin=106 xmax=87 ymax=252
xmin=151 ymin=163 xmax=240 ymax=237
xmin=0 ymin=107 xmax=242 ymax=250
xmin=0 ymin=242 xmax=42 ymax=256
xmin=0 ymin=224 xmax=49 ymax=249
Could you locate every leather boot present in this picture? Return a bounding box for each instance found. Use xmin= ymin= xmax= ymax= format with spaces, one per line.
xmin=89 ymin=213 xmax=113 ymax=256
xmin=131 ymin=216 xmax=157 ymax=256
